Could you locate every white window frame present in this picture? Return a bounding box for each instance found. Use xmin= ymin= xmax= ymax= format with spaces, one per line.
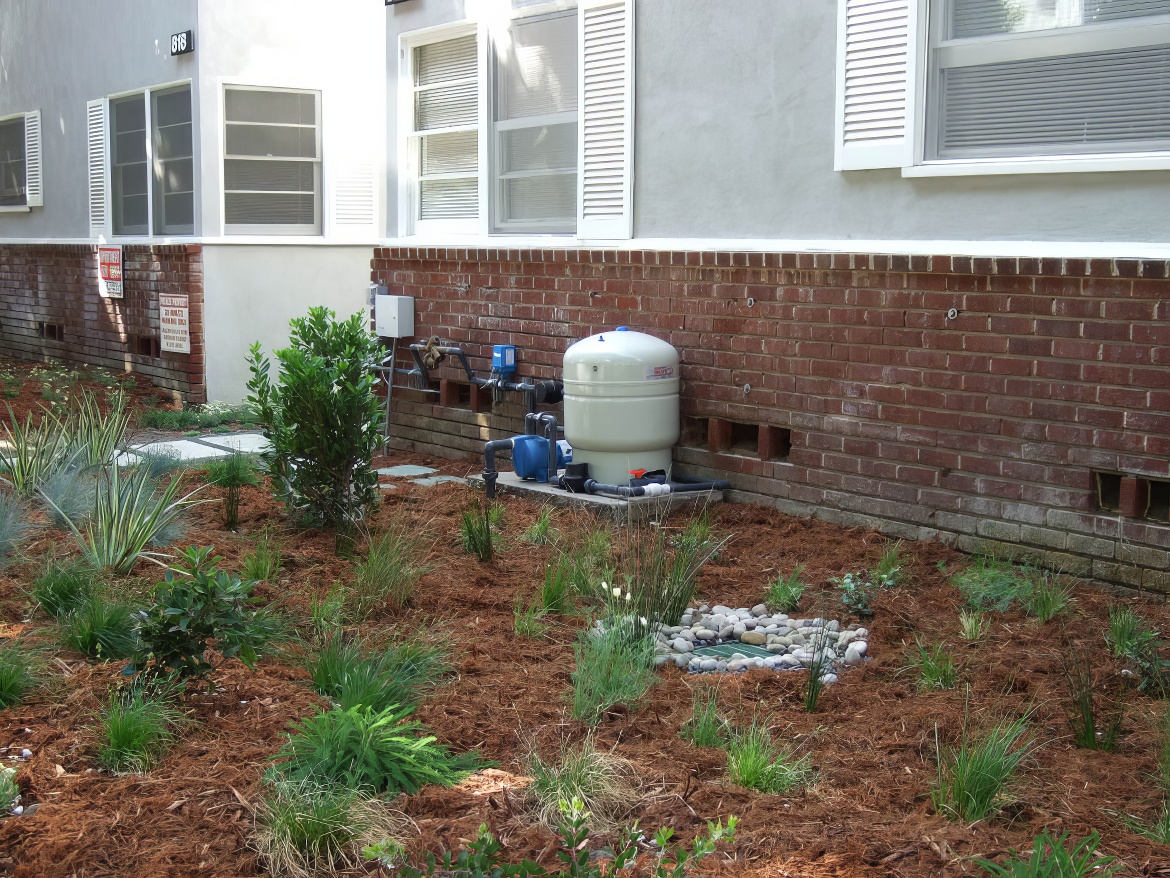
xmin=102 ymin=80 xmax=196 ymax=238
xmin=908 ymin=0 xmax=1170 ymax=176
xmin=0 ymin=110 xmax=41 ymax=213
xmin=398 ymin=0 xmax=606 ymax=239
xmin=221 ymin=84 xmax=323 ymax=236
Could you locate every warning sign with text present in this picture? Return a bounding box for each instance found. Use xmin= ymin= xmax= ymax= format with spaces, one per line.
xmin=159 ymin=294 xmax=191 ymax=354
xmin=98 ymin=246 xmax=123 ymax=298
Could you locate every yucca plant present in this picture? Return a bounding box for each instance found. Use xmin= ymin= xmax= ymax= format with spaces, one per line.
xmin=64 ymin=389 xmax=130 ymax=468
xmin=43 ymin=465 xmax=205 ymax=574
xmin=0 ymin=406 xmax=72 ymax=497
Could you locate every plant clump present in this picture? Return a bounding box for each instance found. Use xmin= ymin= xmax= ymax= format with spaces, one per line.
xmin=204 ymin=452 xmax=259 ymax=531
xmin=570 ymin=626 xmax=656 ymax=726
xmin=766 ymin=566 xmax=806 ymax=613
xmin=525 ymin=736 xmax=637 ymax=828
xmin=726 ymin=717 xmax=814 ymax=794
xmin=96 ymin=684 xmax=185 ymax=774
xmin=971 ymin=830 xmax=1119 ymax=877
xmin=931 ymin=715 xmax=1034 ymax=822
xmin=350 ymin=518 xmax=431 ymax=618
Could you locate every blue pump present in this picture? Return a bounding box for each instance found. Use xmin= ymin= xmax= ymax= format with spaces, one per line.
xmin=512 ymin=435 xmax=571 ymax=482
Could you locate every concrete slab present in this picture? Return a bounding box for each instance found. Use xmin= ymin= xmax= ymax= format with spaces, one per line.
xmin=411 ymin=475 xmax=467 ymax=487
xmin=196 ymin=432 xmax=271 ymax=454
xmin=378 ymin=464 xmax=437 ymax=477
xmin=113 ymin=451 xmax=142 ymax=467
xmin=467 ymin=471 xmax=723 ymax=523
xmin=131 ymin=439 xmax=231 ymax=462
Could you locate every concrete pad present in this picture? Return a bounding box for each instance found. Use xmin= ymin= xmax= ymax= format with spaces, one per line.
xmin=196 ymin=432 xmax=271 ymax=454
xmin=377 ymin=464 xmax=437 ymax=477
xmin=411 ymin=475 xmax=467 ymax=487
xmin=113 ymin=451 xmax=142 ymax=467
xmin=467 ymin=471 xmax=723 ymax=523
xmin=131 ymin=439 xmax=231 ymax=462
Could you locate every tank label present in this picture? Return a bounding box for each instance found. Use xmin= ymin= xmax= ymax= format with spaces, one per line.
xmin=644 ymin=365 xmax=675 ymax=380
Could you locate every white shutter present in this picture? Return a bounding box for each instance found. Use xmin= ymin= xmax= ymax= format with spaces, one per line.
xmin=23 ymin=110 xmax=42 ymax=208
xmin=329 ymin=161 xmax=378 ymax=234
xmin=834 ymin=0 xmax=916 ymax=170
xmin=577 ymin=0 xmax=634 ymax=239
xmin=87 ymin=99 xmax=107 ymax=237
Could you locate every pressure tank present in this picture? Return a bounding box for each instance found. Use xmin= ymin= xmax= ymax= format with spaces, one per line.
xmin=562 ymin=327 xmax=680 ymax=486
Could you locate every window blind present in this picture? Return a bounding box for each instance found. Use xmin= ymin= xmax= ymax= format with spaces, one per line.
xmin=110 ymin=94 xmax=148 ymax=235
xmin=152 ymin=86 xmax=193 ymax=235
xmin=414 ymin=34 xmax=479 ymax=222
xmin=951 ymin=0 xmax=1170 ymax=39
xmin=0 ymin=117 xmax=25 ymax=207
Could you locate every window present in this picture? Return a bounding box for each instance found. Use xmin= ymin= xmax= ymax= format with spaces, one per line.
xmin=223 ymin=87 xmax=321 ymax=235
xmin=108 ymin=85 xmax=193 ymax=236
xmin=400 ymin=0 xmax=634 ymax=239
xmin=0 ymin=111 xmax=42 ymax=209
xmin=927 ymin=0 xmax=1170 ymax=161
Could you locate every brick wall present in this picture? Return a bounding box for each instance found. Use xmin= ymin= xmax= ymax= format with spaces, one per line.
xmin=373 ymin=247 xmax=1170 ymax=592
xmin=0 ymin=244 xmax=205 ymax=403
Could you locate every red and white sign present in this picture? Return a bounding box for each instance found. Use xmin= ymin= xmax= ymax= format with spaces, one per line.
xmin=98 ymin=245 xmax=123 ymax=298
xmin=160 ymin=294 xmax=191 ymax=354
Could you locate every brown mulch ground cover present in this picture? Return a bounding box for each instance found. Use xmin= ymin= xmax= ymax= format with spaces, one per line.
xmin=0 ymin=376 xmax=1168 ymax=876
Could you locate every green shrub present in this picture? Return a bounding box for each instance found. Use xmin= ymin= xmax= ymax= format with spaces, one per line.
xmin=513 ymin=594 xmax=549 ymax=639
xmin=246 ymin=308 xmax=383 ymax=529
xmin=912 ymin=640 xmax=958 ymax=691
xmin=680 ymin=685 xmax=726 ymax=748
xmin=952 ymin=557 xmax=1035 ymax=612
xmin=62 ymin=595 xmax=139 ymax=659
xmin=766 ymin=566 xmax=806 ymax=613
xmin=131 ymin=546 xmax=277 ymax=685
xmin=350 ymin=520 xmax=430 ymax=618
xmin=271 ymin=704 xmax=482 ymax=795
xmin=0 ymin=766 xmax=18 ymax=814
xmin=570 ymin=627 xmax=656 ymax=726
xmin=526 ymin=737 xmax=636 ymax=828
xmin=0 ymin=643 xmax=36 ymax=708
xmin=204 ymin=452 xmax=259 ymax=531
xmin=138 ymin=403 xmax=257 ymax=432
xmin=96 ymin=687 xmax=183 ymax=773
xmin=45 ymin=464 xmax=204 ymax=574
xmin=241 ymin=527 xmax=283 ymax=582
xmin=1024 ymin=578 xmax=1073 ymax=623
xmin=459 ymin=502 xmax=502 ymax=562
xmin=833 ymin=571 xmax=875 ymax=617
xmin=254 ymin=778 xmax=403 ymax=878
xmin=523 ymin=507 xmax=558 ymax=546
xmin=931 ymin=716 xmax=1034 ymax=822
xmin=972 ymin=830 xmax=1119 ymax=877
xmin=31 ymin=559 xmax=96 ymax=618
xmin=726 ymin=718 xmax=813 ymax=793
xmin=307 ymin=634 xmax=448 ymax=712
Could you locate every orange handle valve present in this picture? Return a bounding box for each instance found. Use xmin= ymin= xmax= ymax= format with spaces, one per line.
xmin=629 ymin=469 xmax=647 ymax=479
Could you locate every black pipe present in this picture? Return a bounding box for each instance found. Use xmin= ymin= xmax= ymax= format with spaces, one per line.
xmin=482 ymin=438 xmax=515 ymax=499
xmin=583 ymin=478 xmax=731 ymax=499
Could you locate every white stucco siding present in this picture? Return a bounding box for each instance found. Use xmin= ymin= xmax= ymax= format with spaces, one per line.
xmin=201 ymin=244 xmax=373 ymax=403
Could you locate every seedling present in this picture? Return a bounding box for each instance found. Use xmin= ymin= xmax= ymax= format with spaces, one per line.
xmin=766 ymin=566 xmax=806 ymax=612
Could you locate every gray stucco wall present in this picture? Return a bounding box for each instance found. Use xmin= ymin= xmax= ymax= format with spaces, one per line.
xmin=0 ymin=0 xmax=199 ymax=239
xmin=386 ymin=0 xmax=1170 ymax=246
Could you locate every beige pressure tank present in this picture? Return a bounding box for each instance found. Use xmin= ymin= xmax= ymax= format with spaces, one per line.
xmin=562 ymin=327 xmax=680 ymax=486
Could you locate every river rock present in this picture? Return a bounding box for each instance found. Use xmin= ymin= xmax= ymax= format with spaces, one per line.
xmin=778 ymin=654 xmax=801 ymax=668
xmin=655 ymin=655 xmax=671 ymax=668
xmin=751 ymin=604 xmax=768 ymax=616
xmin=844 ymin=642 xmax=865 ymax=665
xmin=718 ymin=625 xmax=735 ymax=640
xmin=694 ymin=628 xmax=717 ymax=641
xmin=699 ymin=658 xmax=718 ymax=672
xmin=674 ymin=654 xmax=690 ymax=669
xmin=740 ymin=630 xmax=767 ymax=646
xmin=672 ymin=638 xmax=693 ymax=653
xmin=732 ymin=622 xmax=747 ymax=638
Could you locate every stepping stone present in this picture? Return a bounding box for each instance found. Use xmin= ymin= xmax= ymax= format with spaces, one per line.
xmin=378 ymin=483 xmax=398 ymax=491
xmin=113 ymin=451 xmax=141 ymax=467
xmin=411 ymin=475 xmax=465 ymax=487
xmin=131 ymin=439 xmax=231 ymax=461
xmin=196 ymin=433 xmax=271 ymax=454
xmin=377 ymin=464 xmax=436 ymax=478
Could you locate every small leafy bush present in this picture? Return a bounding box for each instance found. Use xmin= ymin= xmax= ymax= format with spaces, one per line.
xmin=271 ymin=704 xmax=482 ymax=794
xmin=952 ymin=557 xmax=1035 ymax=612
xmin=31 ymin=559 xmax=96 ymax=618
xmin=247 ymin=307 xmax=383 ymax=529
xmin=571 ymin=627 xmax=656 ymax=726
xmin=680 ymin=685 xmax=726 ymax=748
xmin=834 ymin=571 xmax=874 ymax=617
xmin=205 ymin=452 xmax=259 ymax=531
xmin=96 ymin=686 xmax=183 ymax=773
xmin=727 ymin=718 xmax=814 ymax=793
xmin=307 ymin=634 xmax=448 ymax=712
xmin=912 ymin=640 xmax=958 ymax=691
xmin=0 ymin=643 xmax=36 ymax=708
xmin=931 ymin=715 xmax=1034 ymax=822
xmin=523 ymin=507 xmax=558 ymax=545
xmin=44 ymin=464 xmax=205 ymax=574
xmin=62 ymin=595 xmax=139 ymax=660
xmin=131 ymin=546 xmax=277 ymax=685
xmin=350 ymin=519 xmax=430 ymax=618
xmin=972 ymin=830 xmax=1119 ymax=877
xmin=254 ymin=777 xmax=404 ymax=878
xmin=526 ymin=736 xmax=636 ymax=828
xmin=766 ymin=566 xmax=806 ymax=613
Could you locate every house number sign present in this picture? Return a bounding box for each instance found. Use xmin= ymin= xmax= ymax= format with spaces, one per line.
xmin=170 ymin=30 xmax=194 ymax=56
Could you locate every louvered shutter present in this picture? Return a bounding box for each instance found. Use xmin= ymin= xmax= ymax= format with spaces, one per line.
xmin=87 ymin=99 xmax=107 ymax=237
xmin=834 ymin=0 xmax=915 ymax=170
xmin=329 ymin=162 xmax=378 ymax=236
xmin=23 ymin=111 xmax=42 ymax=208
xmin=577 ymin=0 xmax=634 ymax=239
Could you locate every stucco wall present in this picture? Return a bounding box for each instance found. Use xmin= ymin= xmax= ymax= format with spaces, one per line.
xmin=201 ymin=245 xmax=372 ymax=403
xmin=0 ymin=0 xmax=198 ymax=239
xmin=385 ymin=0 xmax=1170 ymax=247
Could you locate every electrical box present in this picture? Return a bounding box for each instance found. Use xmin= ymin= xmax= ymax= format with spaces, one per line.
xmin=492 ymin=344 xmax=517 ymax=374
xmin=374 ymin=294 xmax=414 ymax=338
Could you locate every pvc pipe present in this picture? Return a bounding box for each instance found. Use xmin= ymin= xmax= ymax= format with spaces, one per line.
xmin=582 ymin=478 xmax=730 ymax=499
xmin=481 ymin=437 xmax=515 ymax=500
